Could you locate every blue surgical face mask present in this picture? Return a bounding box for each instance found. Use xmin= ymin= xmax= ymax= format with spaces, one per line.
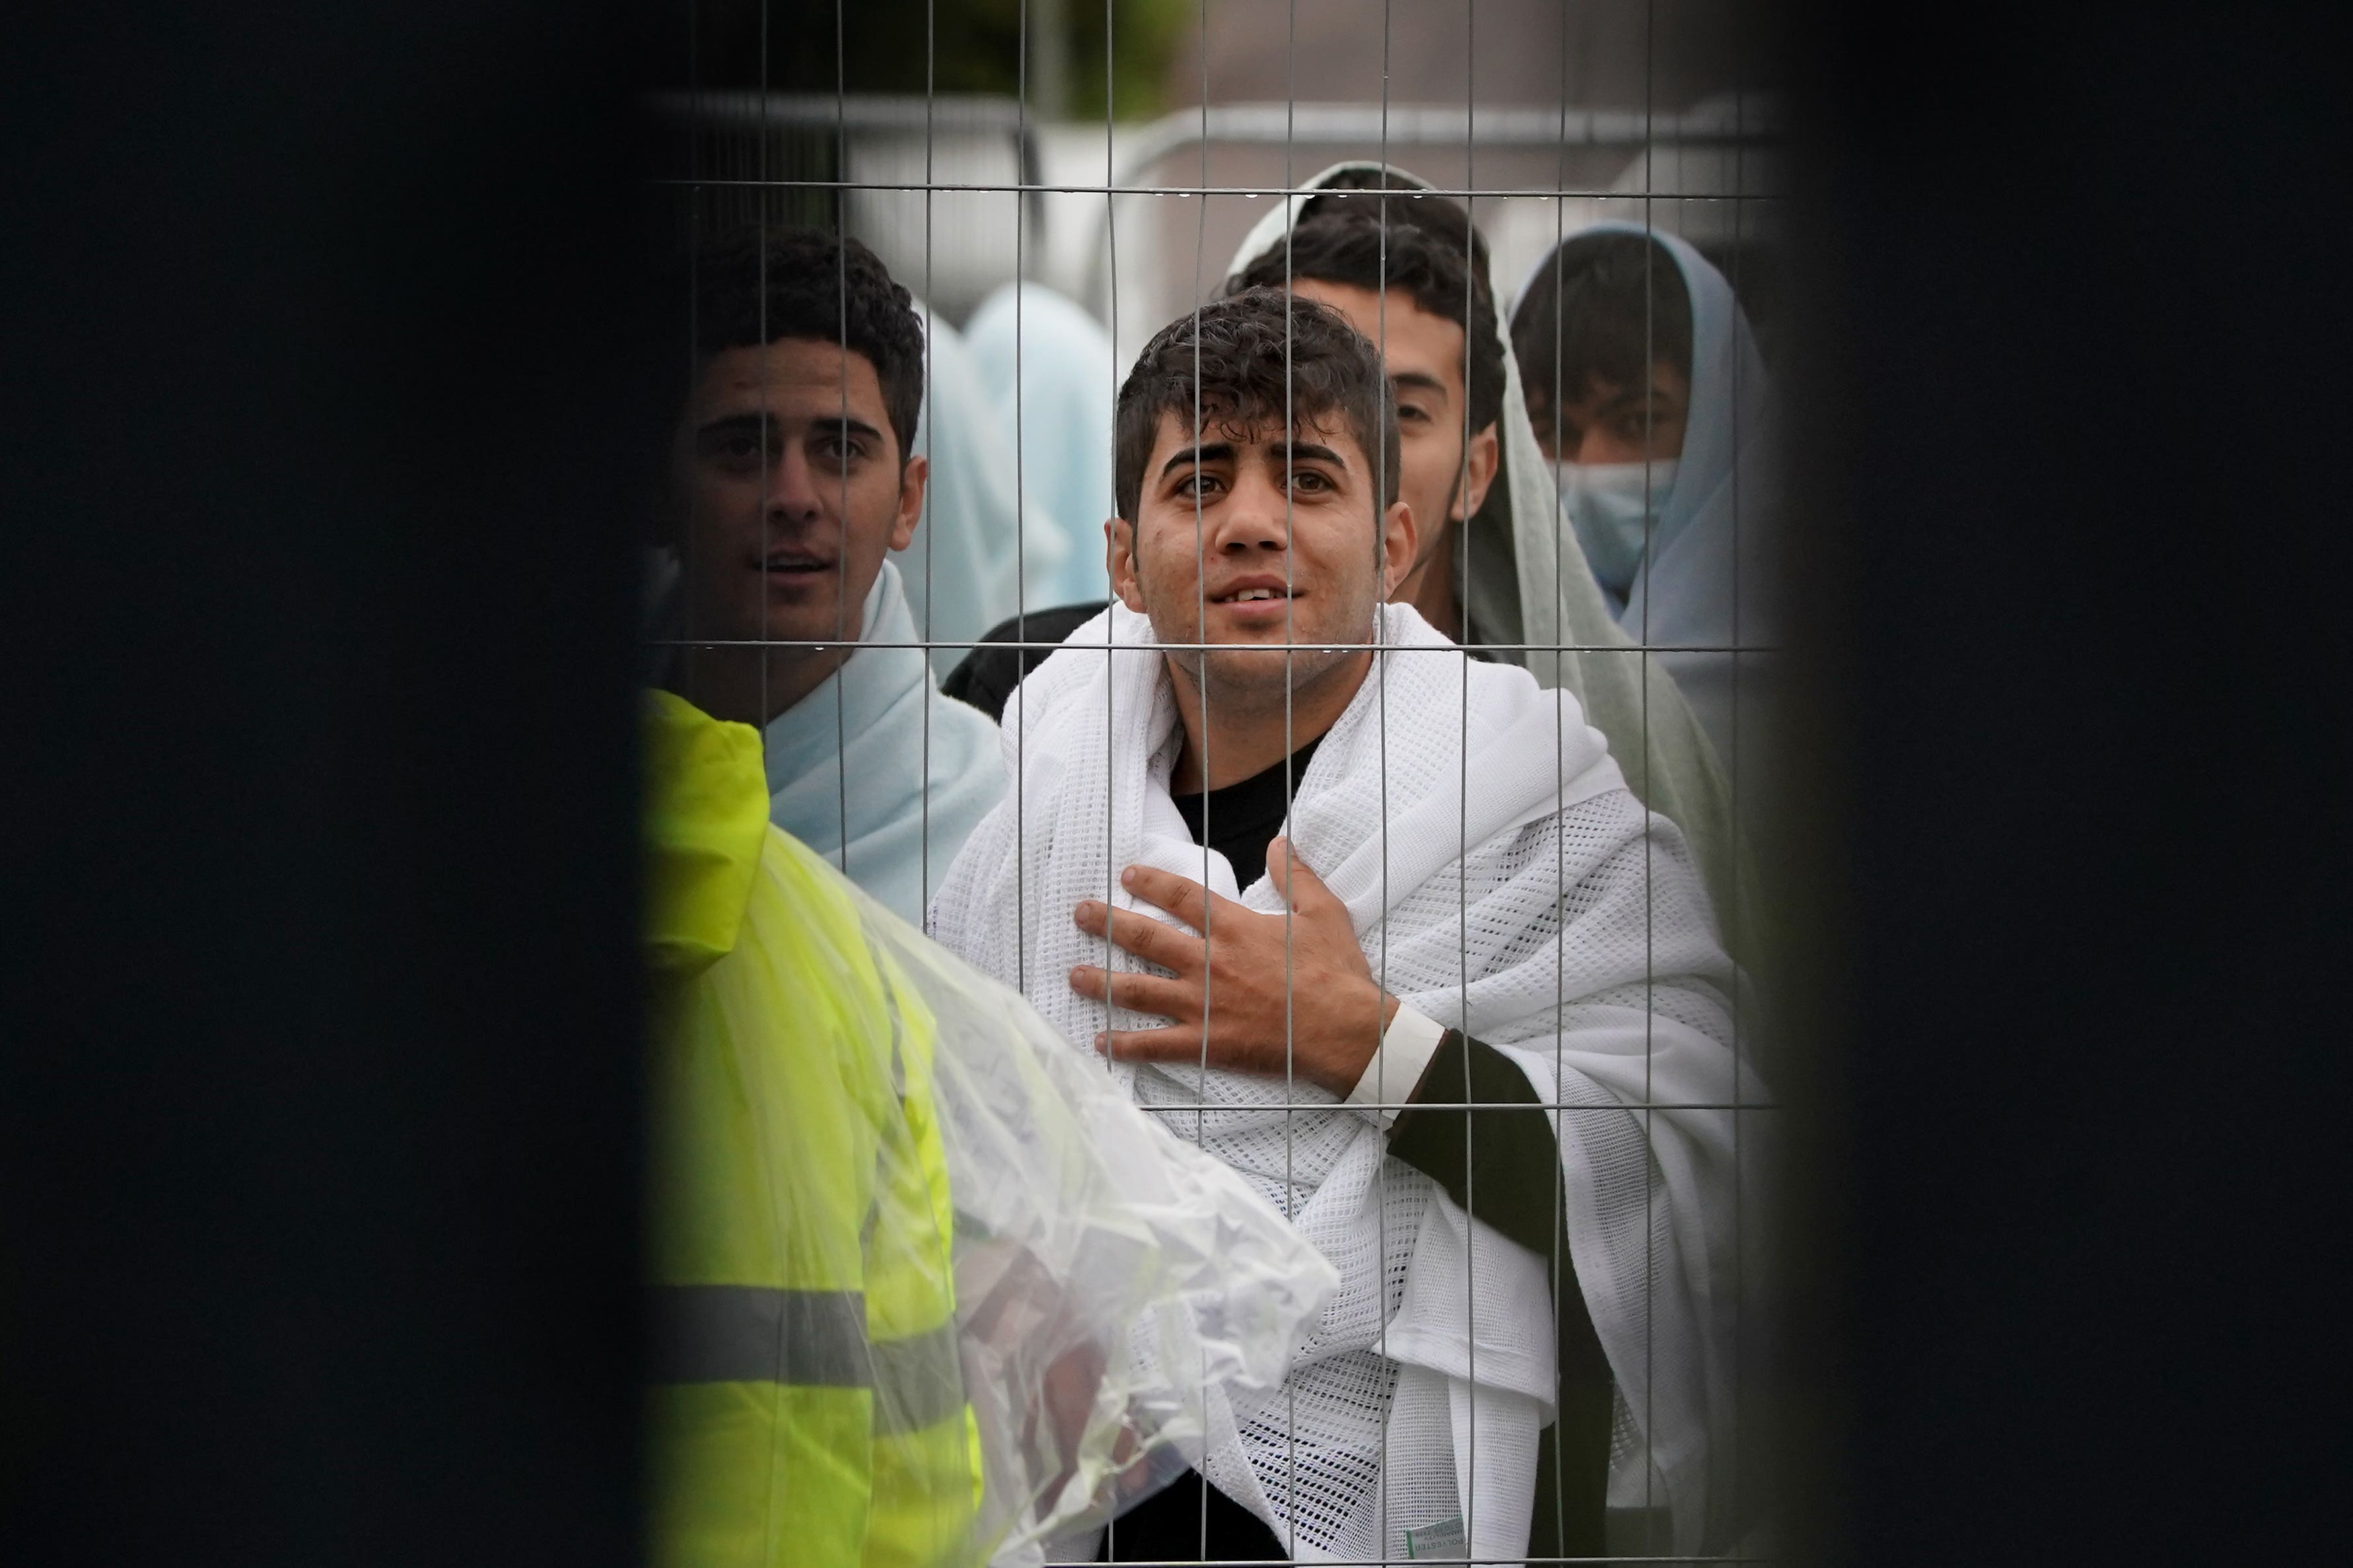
xmin=1555 ymin=460 xmax=1679 ymax=599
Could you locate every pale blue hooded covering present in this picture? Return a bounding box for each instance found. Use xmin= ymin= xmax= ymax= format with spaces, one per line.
xmin=763 ymin=557 xmax=1005 ymax=926
xmin=965 ymin=283 xmax=1118 ymax=607
xmin=1521 ymin=224 xmax=1782 ymax=767
xmin=904 ymin=301 xmax=1068 ymax=673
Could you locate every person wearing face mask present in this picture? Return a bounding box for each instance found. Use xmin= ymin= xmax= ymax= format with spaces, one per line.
xmin=1514 ymin=226 xmax=1781 ymax=772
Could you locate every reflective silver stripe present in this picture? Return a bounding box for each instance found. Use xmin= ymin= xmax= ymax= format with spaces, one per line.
xmin=870 ymin=1319 xmax=964 ymax=1433
xmin=654 ymin=1285 xmax=866 ymax=1386
xmin=651 ymin=1285 xmax=965 ymax=1432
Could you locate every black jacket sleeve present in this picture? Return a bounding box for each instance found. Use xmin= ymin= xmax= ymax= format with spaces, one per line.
xmin=1384 ymin=1029 xmax=1615 ymax=1560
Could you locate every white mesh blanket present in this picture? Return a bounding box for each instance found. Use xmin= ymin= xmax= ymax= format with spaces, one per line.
xmin=932 ymin=601 xmax=1757 ymax=1557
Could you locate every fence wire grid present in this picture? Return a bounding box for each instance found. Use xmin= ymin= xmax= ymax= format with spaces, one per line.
xmin=655 ymin=1 xmax=1783 ymax=1562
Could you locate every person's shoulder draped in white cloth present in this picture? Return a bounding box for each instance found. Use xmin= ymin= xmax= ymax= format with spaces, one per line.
xmin=931 ymin=596 xmax=1761 ymax=1559
xmin=767 ymin=557 xmax=1004 ymax=926
xmin=1220 ymin=164 xmax=1759 ymax=961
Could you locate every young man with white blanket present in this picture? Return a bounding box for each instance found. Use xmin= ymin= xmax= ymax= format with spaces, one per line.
xmin=929 ymin=290 xmax=1758 ymax=1562
xmin=658 ymin=226 xmax=1002 ymax=925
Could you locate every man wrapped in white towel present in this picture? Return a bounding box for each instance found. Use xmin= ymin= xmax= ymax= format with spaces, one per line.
xmin=929 ymin=289 xmax=1763 ymax=1564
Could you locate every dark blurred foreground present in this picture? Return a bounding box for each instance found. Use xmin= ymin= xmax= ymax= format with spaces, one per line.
xmin=1784 ymin=3 xmax=2351 ymax=1560
xmin=0 ymin=3 xmax=658 ymax=1561
xmin=3 ymin=2 xmax=2347 ymax=1563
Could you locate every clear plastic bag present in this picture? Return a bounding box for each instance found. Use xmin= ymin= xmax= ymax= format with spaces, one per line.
xmin=838 ymin=860 xmax=1340 ymax=1561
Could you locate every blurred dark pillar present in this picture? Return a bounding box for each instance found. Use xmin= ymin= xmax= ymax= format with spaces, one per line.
xmin=1 ymin=2 xmax=662 ymax=1562
xmin=1792 ymin=3 xmax=2351 ymax=1563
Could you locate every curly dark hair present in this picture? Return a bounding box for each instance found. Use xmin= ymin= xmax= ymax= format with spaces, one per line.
xmin=691 ymin=225 xmax=926 ymax=461
xmin=1228 ymin=205 xmax=1505 ymax=439
xmin=1511 ymin=231 xmax=1693 ymax=430
xmin=1114 ymin=288 xmax=1399 ymax=524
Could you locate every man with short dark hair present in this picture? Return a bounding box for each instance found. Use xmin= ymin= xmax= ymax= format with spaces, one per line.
xmin=932 ymin=289 xmax=1754 ymax=1563
xmin=1225 ymin=211 xmax=1506 ymax=648
xmin=1513 ymin=230 xmax=1695 ymax=476
xmin=939 ymin=200 xmax=1509 ymax=705
xmin=659 ymin=226 xmax=1001 ymax=924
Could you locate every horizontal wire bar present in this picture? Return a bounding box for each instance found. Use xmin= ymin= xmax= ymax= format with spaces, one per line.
xmin=651 ymin=638 xmax=1791 ymax=654
xmin=652 ymin=177 xmax=1786 ymax=201
xmin=1087 ymin=1562 xmax=1763 ymax=1567
xmin=648 ymin=90 xmax=1782 ymax=156
xmin=1133 ymin=1099 xmax=1780 ymax=1113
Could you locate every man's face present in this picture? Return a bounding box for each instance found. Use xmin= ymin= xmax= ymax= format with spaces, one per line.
xmin=667 ymin=338 xmax=925 ymax=650
xmin=1288 ymin=279 xmax=1498 ymax=579
xmin=1529 ymin=359 xmax=1691 ymax=464
xmin=1109 ymin=408 xmax=1415 ymax=706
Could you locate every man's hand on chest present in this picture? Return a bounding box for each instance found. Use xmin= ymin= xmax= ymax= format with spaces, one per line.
xmin=1067 ymin=837 xmax=1399 ymax=1097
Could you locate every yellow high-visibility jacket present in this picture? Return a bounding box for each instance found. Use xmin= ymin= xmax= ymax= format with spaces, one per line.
xmin=644 ymin=690 xmax=981 ymax=1568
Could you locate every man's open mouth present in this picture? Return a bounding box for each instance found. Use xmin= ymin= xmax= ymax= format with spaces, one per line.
xmin=1213 ymin=584 xmax=1294 ymax=603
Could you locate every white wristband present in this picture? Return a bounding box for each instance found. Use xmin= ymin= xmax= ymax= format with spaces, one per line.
xmin=1344 ymin=1004 xmax=1448 ymax=1132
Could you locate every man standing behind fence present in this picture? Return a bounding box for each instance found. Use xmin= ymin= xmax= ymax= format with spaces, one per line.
xmin=931 ymin=289 xmax=1758 ymax=1563
xmin=656 ymin=226 xmax=1002 ymax=924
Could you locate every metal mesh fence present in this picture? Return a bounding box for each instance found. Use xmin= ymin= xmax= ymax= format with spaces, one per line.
xmin=651 ymin=3 xmax=1783 ymax=1561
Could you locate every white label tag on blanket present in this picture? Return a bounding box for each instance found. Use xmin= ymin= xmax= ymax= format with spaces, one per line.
xmin=1403 ymin=1516 xmax=1468 ymax=1559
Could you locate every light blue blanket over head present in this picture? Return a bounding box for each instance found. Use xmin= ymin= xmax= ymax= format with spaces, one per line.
xmin=1525 ymin=224 xmax=1783 ymax=767
xmin=966 ymin=282 xmax=1118 ymax=608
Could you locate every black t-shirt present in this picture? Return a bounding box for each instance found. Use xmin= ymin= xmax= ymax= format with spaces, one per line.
xmin=1167 ymin=736 xmax=1323 ymax=889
